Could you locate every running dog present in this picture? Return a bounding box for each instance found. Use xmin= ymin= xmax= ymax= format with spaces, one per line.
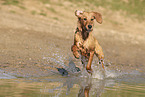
xmin=71 ymin=10 xmax=105 ymax=75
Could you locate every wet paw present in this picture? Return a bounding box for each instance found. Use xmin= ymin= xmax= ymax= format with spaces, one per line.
xmin=74 ymin=53 xmax=80 ymax=59
xmin=87 ymin=69 xmax=93 ymax=75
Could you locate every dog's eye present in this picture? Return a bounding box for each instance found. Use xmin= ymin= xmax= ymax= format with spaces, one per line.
xmin=91 ymin=19 xmax=94 ymax=21
xmin=84 ymin=18 xmax=87 ymax=21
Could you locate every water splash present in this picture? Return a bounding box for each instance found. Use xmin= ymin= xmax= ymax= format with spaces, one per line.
xmin=43 ymin=51 xmax=82 ymax=76
xmin=43 ymin=51 xmax=142 ymax=80
xmin=91 ymin=64 xmax=142 ymax=80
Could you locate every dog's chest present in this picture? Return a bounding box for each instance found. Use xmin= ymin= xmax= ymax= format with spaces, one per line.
xmin=83 ymin=38 xmax=95 ymax=50
xmin=77 ymin=34 xmax=95 ymax=51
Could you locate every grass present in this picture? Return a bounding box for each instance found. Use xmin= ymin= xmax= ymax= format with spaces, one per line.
xmin=18 ymin=5 xmax=26 ymax=10
xmin=39 ymin=12 xmax=47 ymax=16
xmin=46 ymin=7 xmax=57 ymax=13
xmin=68 ymin=0 xmax=145 ymax=20
xmin=9 ymin=10 xmax=16 ymax=13
xmin=2 ymin=0 xmax=26 ymax=10
xmin=1 ymin=0 xmax=145 ymax=20
xmin=52 ymin=17 xmax=59 ymax=20
xmin=31 ymin=10 xmax=37 ymax=15
xmin=40 ymin=0 xmax=50 ymax=4
xmin=2 ymin=0 xmax=20 ymax=5
xmin=39 ymin=10 xmax=47 ymax=16
xmin=109 ymin=0 xmax=145 ymax=19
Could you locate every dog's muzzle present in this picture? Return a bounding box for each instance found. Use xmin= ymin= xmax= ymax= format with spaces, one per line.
xmin=87 ymin=25 xmax=93 ymax=32
xmin=88 ymin=25 xmax=92 ymax=29
xmin=84 ymin=25 xmax=93 ymax=33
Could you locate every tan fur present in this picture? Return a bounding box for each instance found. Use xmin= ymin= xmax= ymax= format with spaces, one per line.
xmin=71 ymin=10 xmax=104 ymax=74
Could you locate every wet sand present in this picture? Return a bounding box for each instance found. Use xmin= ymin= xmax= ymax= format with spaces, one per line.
xmin=0 ymin=8 xmax=145 ymax=78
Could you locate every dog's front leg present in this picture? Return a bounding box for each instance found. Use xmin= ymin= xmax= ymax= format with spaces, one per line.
xmin=94 ymin=42 xmax=105 ymax=69
xmin=71 ymin=45 xmax=80 ymax=59
xmin=99 ymin=58 xmax=105 ymax=69
xmin=86 ymin=51 xmax=94 ymax=74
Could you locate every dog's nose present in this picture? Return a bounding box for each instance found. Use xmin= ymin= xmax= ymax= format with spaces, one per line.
xmin=88 ymin=25 xmax=92 ymax=29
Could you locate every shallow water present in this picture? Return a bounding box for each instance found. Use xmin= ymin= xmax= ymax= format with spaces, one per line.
xmin=1 ymin=70 xmax=145 ymax=97
xmin=1 ymin=50 xmax=145 ymax=97
xmin=1 ymin=56 xmax=145 ymax=97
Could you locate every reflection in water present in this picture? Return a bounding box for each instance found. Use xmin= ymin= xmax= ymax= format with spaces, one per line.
xmin=1 ymin=74 xmax=145 ymax=97
xmin=38 ymin=58 xmax=145 ymax=96
xmin=78 ymin=78 xmax=106 ymax=97
xmin=1 ymin=56 xmax=145 ymax=96
xmin=38 ymin=69 xmax=145 ymax=97
xmin=39 ymin=76 xmax=113 ymax=97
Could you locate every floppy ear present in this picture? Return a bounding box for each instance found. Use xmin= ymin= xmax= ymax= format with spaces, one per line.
xmin=75 ymin=10 xmax=83 ymax=17
xmin=93 ymin=12 xmax=102 ymax=24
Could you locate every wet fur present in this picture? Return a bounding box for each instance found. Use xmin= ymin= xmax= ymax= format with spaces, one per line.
xmin=71 ymin=10 xmax=105 ymax=74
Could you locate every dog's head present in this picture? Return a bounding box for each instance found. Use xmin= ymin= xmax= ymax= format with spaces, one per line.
xmin=75 ymin=10 xmax=102 ymax=32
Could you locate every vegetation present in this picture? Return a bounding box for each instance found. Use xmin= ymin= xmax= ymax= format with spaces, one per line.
xmin=46 ymin=7 xmax=56 ymax=13
xmin=39 ymin=10 xmax=47 ymax=16
xmin=1 ymin=0 xmax=145 ymax=19
xmin=2 ymin=0 xmax=26 ymax=10
xmin=31 ymin=10 xmax=37 ymax=15
xmin=67 ymin=0 xmax=145 ymax=19
xmin=109 ymin=0 xmax=145 ymax=19
xmin=2 ymin=0 xmax=20 ymax=5
xmin=39 ymin=0 xmax=50 ymax=4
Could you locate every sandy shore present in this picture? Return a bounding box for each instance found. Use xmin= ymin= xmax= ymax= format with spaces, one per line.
xmin=0 ymin=6 xmax=145 ymax=78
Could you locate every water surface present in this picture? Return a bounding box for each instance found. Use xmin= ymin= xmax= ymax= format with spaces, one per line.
xmin=1 ymin=70 xmax=145 ymax=97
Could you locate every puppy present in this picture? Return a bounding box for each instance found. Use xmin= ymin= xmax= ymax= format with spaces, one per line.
xmin=71 ymin=10 xmax=105 ymax=74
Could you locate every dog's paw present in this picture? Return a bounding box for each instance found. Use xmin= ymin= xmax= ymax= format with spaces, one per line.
xmin=74 ymin=53 xmax=80 ymax=59
xmin=87 ymin=70 xmax=93 ymax=75
xmin=86 ymin=68 xmax=93 ymax=75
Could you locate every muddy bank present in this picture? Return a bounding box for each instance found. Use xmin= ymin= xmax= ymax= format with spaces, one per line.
xmin=0 ymin=9 xmax=145 ymax=78
xmin=0 ymin=27 xmax=72 ymax=77
xmin=0 ymin=27 xmax=144 ymax=78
